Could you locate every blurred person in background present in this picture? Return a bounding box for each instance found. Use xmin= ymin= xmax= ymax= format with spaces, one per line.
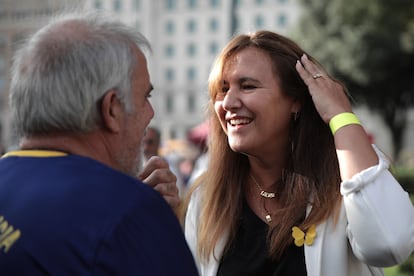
xmin=142 ymin=126 xmax=161 ymax=162
xmin=0 ymin=11 xmax=198 ymax=275
xmin=182 ymin=30 xmax=414 ymax=276
xmin=187 ymin=121 xmax=210 ymax=188
xmin=143 ymin=126 xmax=188 ymax=202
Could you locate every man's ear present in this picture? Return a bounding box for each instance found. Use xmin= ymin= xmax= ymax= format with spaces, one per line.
xmin=100 ymin=89 xmax=123 ymax=133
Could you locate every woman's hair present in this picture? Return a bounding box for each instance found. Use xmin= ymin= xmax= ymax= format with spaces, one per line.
xmin=9 ymin=11 xmax=151 ymax=138
xmin=185 ymin=30 xmax=342 ymax=261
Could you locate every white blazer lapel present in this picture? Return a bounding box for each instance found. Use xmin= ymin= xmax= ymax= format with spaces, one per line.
xmin=304 ymin=203 xmax=326 ymax=276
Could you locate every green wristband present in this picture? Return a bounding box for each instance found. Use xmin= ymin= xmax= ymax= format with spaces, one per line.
xmin=329 ymin=112 xmax=361 ymax=135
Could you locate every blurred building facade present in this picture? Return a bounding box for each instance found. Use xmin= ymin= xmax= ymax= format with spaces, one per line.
xmin=83 ymin=0 xmax=302 ymax=140
xmin=1 ymin=0 xmax=412 ymax=164
xmin=0 ymin=0 xmax=302 ymax=149
xmin=0 ymin=0 xmax=82 ymax=148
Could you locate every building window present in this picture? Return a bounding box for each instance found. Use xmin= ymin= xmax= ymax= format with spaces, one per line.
xmin=187 ymin=93 xmax=195 ymax=113
xmin=231 ymin=16 xmax=239 ymax=34
xmin=166 ymin=94 xmax=174 ymax=114
xmin=165 ymin=44 xmax=175 ymax=57
xmin=187 ymin=67 xmax=196 ymax=81
xmin=94 ymin=0 xmax=102 ymax=9
xmin=254 ymin=15 xmax=264 ymax=28
xmin=113 ymin=0 xmax=122 ymax=12
xmin=135 ymin=21 xmax=141 ymax=32
xmin=0 ymin=34 xmax=5 ymax=50
xmin=0 ymin=56 xmax=4 ymax=91
xmin=0 ymin=35 xmax=5 ymax=103
xmin=209 ymin=41 xmax=218 ymax=55
xmin=133 ymin=0 xmax=140 ymax=11
xmin=12 ymin=33 xmax=27 ymax=46
xmin=165 ymin=21 xmax=175 ymax=35
xmin=166 ymin=0 xmax=176 ymax=10
xmin=169 ymin=128 xmax=177 ymax=139
xmin=187 ymin=19 xmax=197 ymax=33
xmin=188 ymin=0 xmax=197 ymax=9
xmin=209 ymin=18 xmax=219 ymax=32
xmin=187 ymin=43 xmax=196 ymax=57
xmin=277 ymin=14 xmax=287 ymax=27
xmin=210 ymin=0 xmax=220 ymax=8
xmin=166 ymin=68 xmax=175 ymax=82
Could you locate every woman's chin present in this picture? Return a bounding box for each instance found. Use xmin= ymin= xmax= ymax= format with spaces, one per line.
xmin=229 ymin=142 xmax=248 ymax=154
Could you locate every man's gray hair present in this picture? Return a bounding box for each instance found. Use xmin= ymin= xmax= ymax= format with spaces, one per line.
xmin=9 ymin=10 xmax=151 ymax=137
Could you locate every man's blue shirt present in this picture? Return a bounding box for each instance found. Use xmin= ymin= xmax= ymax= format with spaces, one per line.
xmin=0 ymin=153 xmax=198 ymax=275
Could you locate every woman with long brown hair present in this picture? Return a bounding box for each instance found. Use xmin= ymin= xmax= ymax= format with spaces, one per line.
xmin=183 ymin=31 xmax=414 ymax=276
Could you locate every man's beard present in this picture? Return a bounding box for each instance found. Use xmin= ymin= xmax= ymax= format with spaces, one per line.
xmin=118 ymin=147 xmax=143 ymax=177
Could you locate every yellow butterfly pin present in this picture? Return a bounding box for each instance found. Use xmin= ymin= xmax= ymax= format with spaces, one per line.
xmin=291 ymin=224 xmax=317 ymax=247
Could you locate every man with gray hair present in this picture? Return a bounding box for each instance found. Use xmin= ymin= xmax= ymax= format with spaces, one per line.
xmin=0 ymin=11 xmax=198 ymax=275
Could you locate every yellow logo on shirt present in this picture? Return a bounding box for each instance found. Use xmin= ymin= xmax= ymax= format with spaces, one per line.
xmin=0 ymin=216 xmax=21 ymax=253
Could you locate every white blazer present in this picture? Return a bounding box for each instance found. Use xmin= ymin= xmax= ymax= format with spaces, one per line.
xmin=184 ymin=147 xmax=414 ymax=276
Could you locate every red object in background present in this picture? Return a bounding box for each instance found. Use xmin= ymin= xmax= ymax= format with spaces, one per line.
xmin=367 ymin=132 xmax=375 ymax=144
xmin=187 ymin=120 xmax=210 ymax=149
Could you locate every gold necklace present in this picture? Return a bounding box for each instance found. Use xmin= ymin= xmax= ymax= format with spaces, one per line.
xmin=250 ymin=174 xmax=276 ymax=198
xmin=250 ymin=174 xmax=278 ymax=223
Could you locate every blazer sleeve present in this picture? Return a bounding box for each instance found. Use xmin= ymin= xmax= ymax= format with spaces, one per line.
xmin=185 ymin=188 xmax=203 ymax=272
xmin=341 ymin=145 xmax=414 ymax=267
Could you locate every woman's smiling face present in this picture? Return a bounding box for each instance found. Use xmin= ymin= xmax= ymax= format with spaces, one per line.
xmin=214 ymin=47 xmax=300 ymax=158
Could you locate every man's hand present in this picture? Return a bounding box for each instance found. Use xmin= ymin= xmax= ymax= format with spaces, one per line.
xmin=138 ymin=156 xmax=180 ymax=209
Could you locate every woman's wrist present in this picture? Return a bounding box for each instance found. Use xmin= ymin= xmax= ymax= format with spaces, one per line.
xmin=329 ymin=112 xmax=361 ymax=135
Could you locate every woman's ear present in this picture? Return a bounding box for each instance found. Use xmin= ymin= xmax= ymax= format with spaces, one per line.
xmin=100 ymin=89 xmax=123 ymax=133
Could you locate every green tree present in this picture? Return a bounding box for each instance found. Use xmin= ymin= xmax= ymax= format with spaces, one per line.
xmin=292 ymin=0 xmax=414 ymax=160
